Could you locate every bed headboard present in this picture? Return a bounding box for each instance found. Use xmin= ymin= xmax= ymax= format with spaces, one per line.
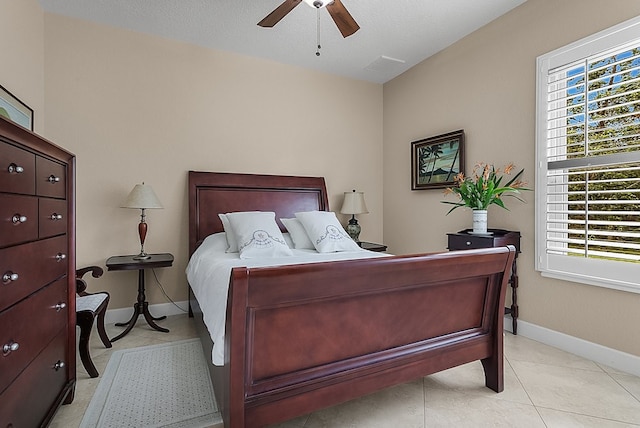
xmin=188 ymin=171 xmax=329 ymax=256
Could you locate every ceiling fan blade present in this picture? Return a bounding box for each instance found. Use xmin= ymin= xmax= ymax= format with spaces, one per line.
xmin=258 ymin=0 xmax=302 ymax=28
xmin=326 ymin=0 xmax=360 ymax=38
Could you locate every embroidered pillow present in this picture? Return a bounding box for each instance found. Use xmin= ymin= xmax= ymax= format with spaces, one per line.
xmin=226 ymin=211 xmax=293 ymax=259
xmin=281 ymin=218 xmax=315 ymax=250
xmin=295 ymin=211 xmax=362 ymax=253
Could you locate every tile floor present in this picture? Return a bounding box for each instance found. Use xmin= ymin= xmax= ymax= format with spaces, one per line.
xmin=51 ymin=315 xmax=640 ymax=427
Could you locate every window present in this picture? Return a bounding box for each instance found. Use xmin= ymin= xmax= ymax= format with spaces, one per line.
xmin=536 ymin=16 xmax=640 ymax=294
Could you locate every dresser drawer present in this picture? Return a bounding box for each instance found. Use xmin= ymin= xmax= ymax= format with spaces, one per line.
xmin=0 ymin=194 xmax=38 ymax=248
xmin=39 ymin=198 xmax=68 ymax=238
xmin=0 ymin=277 xmax=68 ymax=394
xmin=0 ymin=330 xmax=68 ymax=427
xmin=36 ymin=156 xmax=66 ymax=199
xmin=0 ymin=141 xmax=36 ymax=195
xmin=0 ymin=235 xmax=68 ymax=312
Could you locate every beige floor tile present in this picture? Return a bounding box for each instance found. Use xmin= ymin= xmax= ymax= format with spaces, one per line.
xmin=596 ymin=362 xmax=635 ymax=377
xmin=538 ymin=407 xmax=640 ymax=427
xmin=612 ymin=372 xmax=640 ymax=402
xmin=51 ymin=316 xmax=640 ymax=428
xmin=269 ymin=414 xmax=309 ymax=428
xmin=424 ymin=358 xmax=532 ymax=405
xmin=300 ymin=379 xmax=425 ymax=428
xmin=423 ymin=388 xmax=545 ymax=427
xmin=504 ymin=334 xmax=604 ymax=372
xmin=511 ymin=360 xmax=640 ymax=425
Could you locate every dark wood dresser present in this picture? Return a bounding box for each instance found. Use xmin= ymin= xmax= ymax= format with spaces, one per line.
xmin=0 ymin=116 xmax=76 ymax=426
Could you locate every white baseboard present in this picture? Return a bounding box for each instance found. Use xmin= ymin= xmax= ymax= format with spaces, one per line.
xmin=105 ymin=300 xmax=190 ymax=326
xmin=504 ymin=316 xmax=640 ymax=377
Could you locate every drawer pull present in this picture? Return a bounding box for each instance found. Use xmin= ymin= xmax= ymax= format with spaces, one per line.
xmin=53 ymin=360 xmax=66 ymax=371
xmin=11 ymin=214 xmax=27 ymax=224
xmin=2 ymin=341 xmax=19 ymax=356
xmin=2 ymin=271 xmax=19 ymax=283
xmin=47 ymin=174 xmax=61 ymax=183
xmin=55 ymin=253 xmax=67 ymax=262
xmin=54 ymin=302 xmax=67 ymax=312
xmin=8 ymin=163 xmax=24 ymax=173
xmin=50 ymin=213 xmax=63 ymax=220
xmin=466 ymin=241 xmax=472 ymax=246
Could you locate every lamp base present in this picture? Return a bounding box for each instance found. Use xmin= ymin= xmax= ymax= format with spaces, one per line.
xmin=346 ymin=216 xmax=361 ymax=242
xmin=133 ymin=252 xmax=151 ymax=260
xmin=134 ymin=213 xmax=150 ymax=260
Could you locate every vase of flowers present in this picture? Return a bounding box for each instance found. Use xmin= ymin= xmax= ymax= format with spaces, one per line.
xmin=472 ymin=209 xmax=488 ymax=234
xmin=442 ymin=162 xmax=530 ymax=234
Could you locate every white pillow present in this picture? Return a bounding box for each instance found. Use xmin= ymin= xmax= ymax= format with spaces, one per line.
xmin=282 ymin=232 xmax=295 ymax=249
xmin=281 ymin=218 xmax=315 ymax=250
xmin=226 ymin=211 xmax=293 ymax=259
xmin=219 ymin=211 xmax=262 ymax=253
xmin=218 ymin=213 xmax=238 ymax=253
xmin=295 ymin=211 xmax=362 ymax=253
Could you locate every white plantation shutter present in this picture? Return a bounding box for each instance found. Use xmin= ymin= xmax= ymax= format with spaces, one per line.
xmin=536 ymin=17 xmax=640 ymax=293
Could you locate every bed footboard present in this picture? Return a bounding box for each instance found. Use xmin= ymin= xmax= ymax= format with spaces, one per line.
xmin=222 ymin=246 xmax=515 ymax=427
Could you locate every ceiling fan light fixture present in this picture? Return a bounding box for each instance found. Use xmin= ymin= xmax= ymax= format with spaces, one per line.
xmin=302 ymin=0 xmax=333 ymax=9
xmin=258 ymin=0 xmax=358 ymax=39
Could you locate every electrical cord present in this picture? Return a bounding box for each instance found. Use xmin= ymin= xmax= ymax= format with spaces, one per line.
xmin=151 ymin=268 xmax=188 ymax=313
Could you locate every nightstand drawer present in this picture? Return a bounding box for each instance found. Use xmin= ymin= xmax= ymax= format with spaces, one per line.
xmin=447 ymin=229 xmax=521 ymax=252
xmin=447 ymin=234 xmax=494 ymax=250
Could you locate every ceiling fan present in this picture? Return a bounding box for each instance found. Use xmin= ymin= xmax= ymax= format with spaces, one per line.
xmin=258 ymin=0 xmax=360 ymax=38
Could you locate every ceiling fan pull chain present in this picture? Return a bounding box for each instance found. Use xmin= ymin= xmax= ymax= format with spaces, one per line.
xmin=316 ymin=8 xmax=321 ymax=56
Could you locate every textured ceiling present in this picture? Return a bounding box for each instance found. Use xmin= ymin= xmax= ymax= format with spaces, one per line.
xmin=38 ymin=0 xmax=527 ymax=84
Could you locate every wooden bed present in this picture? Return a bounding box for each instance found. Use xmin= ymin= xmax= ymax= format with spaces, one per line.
xmin=187 ymin=171 xmax=516 ymax=428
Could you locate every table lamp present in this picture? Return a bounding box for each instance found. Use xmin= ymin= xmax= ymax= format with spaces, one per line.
xmin=340 ymin=189 xmax=368 ymax=242
xmin=121 ymin=182 xmax=163 ymax=260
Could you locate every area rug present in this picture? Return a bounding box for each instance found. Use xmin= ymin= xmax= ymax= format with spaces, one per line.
xmin=80 ymin=339 xmax=221 ymax=428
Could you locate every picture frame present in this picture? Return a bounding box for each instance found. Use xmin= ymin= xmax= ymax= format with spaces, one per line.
xmin=411 ymin=129 xmax=464 ymax=190
xmin=0 ymin=84 xmax=33 ymax=131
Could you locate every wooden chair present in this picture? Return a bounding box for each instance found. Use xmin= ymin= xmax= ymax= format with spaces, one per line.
xmin=76 ymin=266 xmax=112 ymax=378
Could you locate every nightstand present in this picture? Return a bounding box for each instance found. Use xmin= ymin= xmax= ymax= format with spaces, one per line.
xmin=447 ymin=229 xmax=521 ymax=334
xmin=358 ymin=241 xmax=387 ymax=252
xmin=106 ymin=252 xmax=174 ymax=341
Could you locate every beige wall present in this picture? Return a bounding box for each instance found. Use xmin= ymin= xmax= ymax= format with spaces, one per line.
xmin=383 ymin=0 xmax=640 ymax=356
xmin=0 ymin=0 xmax=44 ymax=132
xmin=6 ymin=0 xmax=638 ymax=357
xmin=42 ymin=14 xmax=383 ymax=310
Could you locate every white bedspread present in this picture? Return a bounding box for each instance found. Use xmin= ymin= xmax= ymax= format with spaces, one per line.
xmin=186 ymin=233 xmax=387 ymax=365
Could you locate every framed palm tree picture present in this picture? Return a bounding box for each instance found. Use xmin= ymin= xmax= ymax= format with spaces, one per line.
xmin=411 ymin=129 xmax=464 ymax=190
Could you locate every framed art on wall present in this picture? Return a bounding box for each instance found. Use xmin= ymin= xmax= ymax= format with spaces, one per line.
xmin=0 ymin=84 xmax=33 ymax=131
xmin=411 ymin=129 xmax=464 ymax=190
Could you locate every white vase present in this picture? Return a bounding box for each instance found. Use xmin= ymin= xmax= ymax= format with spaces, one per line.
xmin=472 ymin=209 xmax=488 ymax=234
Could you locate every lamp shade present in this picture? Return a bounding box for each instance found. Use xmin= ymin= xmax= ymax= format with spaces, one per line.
xmin=340 ymin=190 xmax=369 ymax=215
xmin=121 ymin=183 xmax=163 ymax=209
